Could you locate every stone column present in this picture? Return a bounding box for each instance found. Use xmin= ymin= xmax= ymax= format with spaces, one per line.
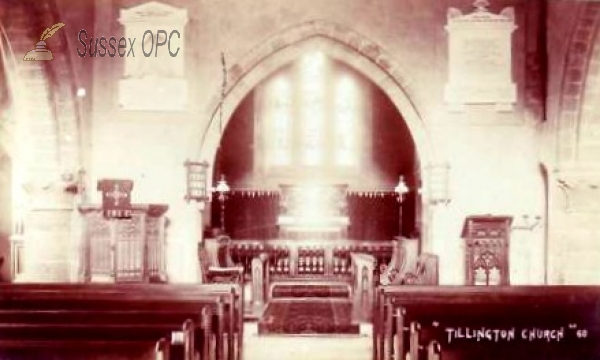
xmin=167 ymin=201 xmax=204 ymax=283
xmin=192 ymin=202 xmax=204 ymax=282
xmin=19 ymin=183 xmax=75 ymax=282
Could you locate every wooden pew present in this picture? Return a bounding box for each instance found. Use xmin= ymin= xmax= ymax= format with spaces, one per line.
xmin=0 ymin=283 xmax=244 ymax=360
xmin=0 ymin=283 xmax=243 ymax=360
xmin=373 ymin=286 xmax=600 ymax=360
xmin=0 ymin=302 xmax=210 ymax=360
xmin=1 ymin=283 xmax=244 ymax=360
xmin=0 ymin=284 xmax=242 ymax=360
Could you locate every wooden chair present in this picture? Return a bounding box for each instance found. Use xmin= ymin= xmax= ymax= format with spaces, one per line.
xmin=380 ymin=238 xmax=439 ymax=286
xmin=199 ymin=235 xmax=244 ymax=284
xmin=400 ymin=253 xmax=439 ymax=285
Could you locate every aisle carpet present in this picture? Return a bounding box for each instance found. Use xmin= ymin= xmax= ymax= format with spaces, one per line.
xmin=258 ymin=283 xmax=359 ymax=335
xmin=271 ymin=284 xmax=351 ymax=298
xmin=258 ymin=299 xmax=359 ymax=335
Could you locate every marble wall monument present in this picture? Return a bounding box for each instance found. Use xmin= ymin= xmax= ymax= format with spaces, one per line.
xmin=118 ymin=1 xmax=188 ymax=111
xmin=445 ymin=0 xmax=518 ymax=111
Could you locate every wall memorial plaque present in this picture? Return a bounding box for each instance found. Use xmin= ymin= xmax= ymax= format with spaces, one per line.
xmin=118 ymin=1 xmax=188 ymax=111
xmin=445 ymin=0 xmax=517 ymax=110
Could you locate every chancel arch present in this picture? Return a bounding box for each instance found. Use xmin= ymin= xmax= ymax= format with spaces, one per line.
xmin=213 ymin=54 xmax=419 ymax=239
xmin=190 ymin=21 xmax=439 ymax=250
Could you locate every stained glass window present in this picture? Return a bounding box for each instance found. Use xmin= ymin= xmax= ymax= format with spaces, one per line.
xmin=260 ymin=53 xmax=362 ymax=171
xmin=334 ymin=76 xmax=358 ymax=166
xmin=267 ymin=76 xmax=292 ymax=166
xmin=300 ymin=52 xmax=326 ymax=166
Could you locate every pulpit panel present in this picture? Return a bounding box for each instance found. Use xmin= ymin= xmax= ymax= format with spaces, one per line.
xmin=146 ymin=216 xmax=167 ymax=281
xmin=79 ymin=204 xmax=168 ymax=283
xmin=114 ymin=214 xmax=144 ymax=282
xmin=87 ymin=212 xmax=112 ymax=278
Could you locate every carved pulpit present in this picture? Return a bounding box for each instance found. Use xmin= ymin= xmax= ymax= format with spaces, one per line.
xmin=462 ymin=215 xmax=512 ymax=286
xmin=78 ymin=204 xmax=168 ymax=283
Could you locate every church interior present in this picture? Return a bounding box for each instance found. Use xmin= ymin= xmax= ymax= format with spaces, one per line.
xmin=1 ymin=0 xmax=600 ymax=359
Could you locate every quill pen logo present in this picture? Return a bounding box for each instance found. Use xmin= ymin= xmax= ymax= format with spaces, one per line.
xmin=23 ymin=23 xmax=65 ymax=61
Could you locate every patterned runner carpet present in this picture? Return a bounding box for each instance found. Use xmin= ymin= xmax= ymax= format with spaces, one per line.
xmin=271 ymin=284 xmax=351 ymax=298
xmin=258 ymin=298 xmax=360 ymax=335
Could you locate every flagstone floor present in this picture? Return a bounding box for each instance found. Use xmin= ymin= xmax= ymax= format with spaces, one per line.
xmin=244 ymin=322 xmax=372 ymax=360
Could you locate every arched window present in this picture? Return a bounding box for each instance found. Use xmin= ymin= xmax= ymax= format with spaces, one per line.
xmin=266 ymin=76 xmax=292 ymax=166
xmin=334 ymin=76 xmax=359 ymax=166
xmin=259 ymin=53 xmax=363 ymax=174
xmin=300 ymin=52 xmax=326 ymax=166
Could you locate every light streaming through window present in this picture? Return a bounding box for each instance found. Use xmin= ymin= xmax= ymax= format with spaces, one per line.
xmin=267 ymin=76 xmax=292 ymax=166
xmin=334 ymin=76 xmax=358 ymax=166
xmin=261 ymin=53 xmax=361 ymax=170
xmin=301 ymin=52 xmax=326 ymax=166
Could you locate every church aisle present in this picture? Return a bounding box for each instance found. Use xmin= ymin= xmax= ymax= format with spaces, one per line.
xmin=243 ymin=322 xmax=372 ymax=360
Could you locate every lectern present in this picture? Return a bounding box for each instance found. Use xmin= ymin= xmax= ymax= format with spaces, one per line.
xmin=462 ymin=215 xmax=512 ymax=286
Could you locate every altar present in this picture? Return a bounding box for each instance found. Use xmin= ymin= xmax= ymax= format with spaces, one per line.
xmin=277 ymin=184 xmax=349 ymax=240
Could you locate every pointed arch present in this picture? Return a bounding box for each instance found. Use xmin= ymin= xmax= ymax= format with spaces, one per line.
xmin=188 ymin=20 xmax=436 ymax=188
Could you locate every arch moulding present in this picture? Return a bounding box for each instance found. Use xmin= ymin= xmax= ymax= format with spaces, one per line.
xmin=189 ymin=20 xmax=437 ymax=183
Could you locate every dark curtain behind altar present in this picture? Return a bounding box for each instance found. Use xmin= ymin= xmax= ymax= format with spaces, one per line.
xmin=211 ymin=192 xmax=415 ymax=241
xmin=211 ymin=192 xmax=280 ymax=240
xmin=348 ymin=194 xmax=399 ymax=241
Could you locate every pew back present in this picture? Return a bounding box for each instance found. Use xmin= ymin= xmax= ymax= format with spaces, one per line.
xmin=0 ymin=283 xmax=243 ymax=360
xmin=374 ymin=286 xmax=600 ymax=360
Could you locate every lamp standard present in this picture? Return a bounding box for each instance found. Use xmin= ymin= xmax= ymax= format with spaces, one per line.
xmin=213 ymin=175 xmax=230 ymax=233
xmin=394 ymin=176 xmax=409 ymax=237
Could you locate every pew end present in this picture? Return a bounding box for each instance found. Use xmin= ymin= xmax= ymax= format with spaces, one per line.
xmin=155 ymin=337 xmax=170 ymax=360
xmin=427 ymin=341 xmax=441 ymax=360
xmin=250 ymin=253 xmax=270 ymax=317
xmin=350 ymin=252 xmax=376 ymax=321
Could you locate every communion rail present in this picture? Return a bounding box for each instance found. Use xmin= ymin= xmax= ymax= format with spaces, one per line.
xmin=228 ymin=239 xmax=393 ymax=281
